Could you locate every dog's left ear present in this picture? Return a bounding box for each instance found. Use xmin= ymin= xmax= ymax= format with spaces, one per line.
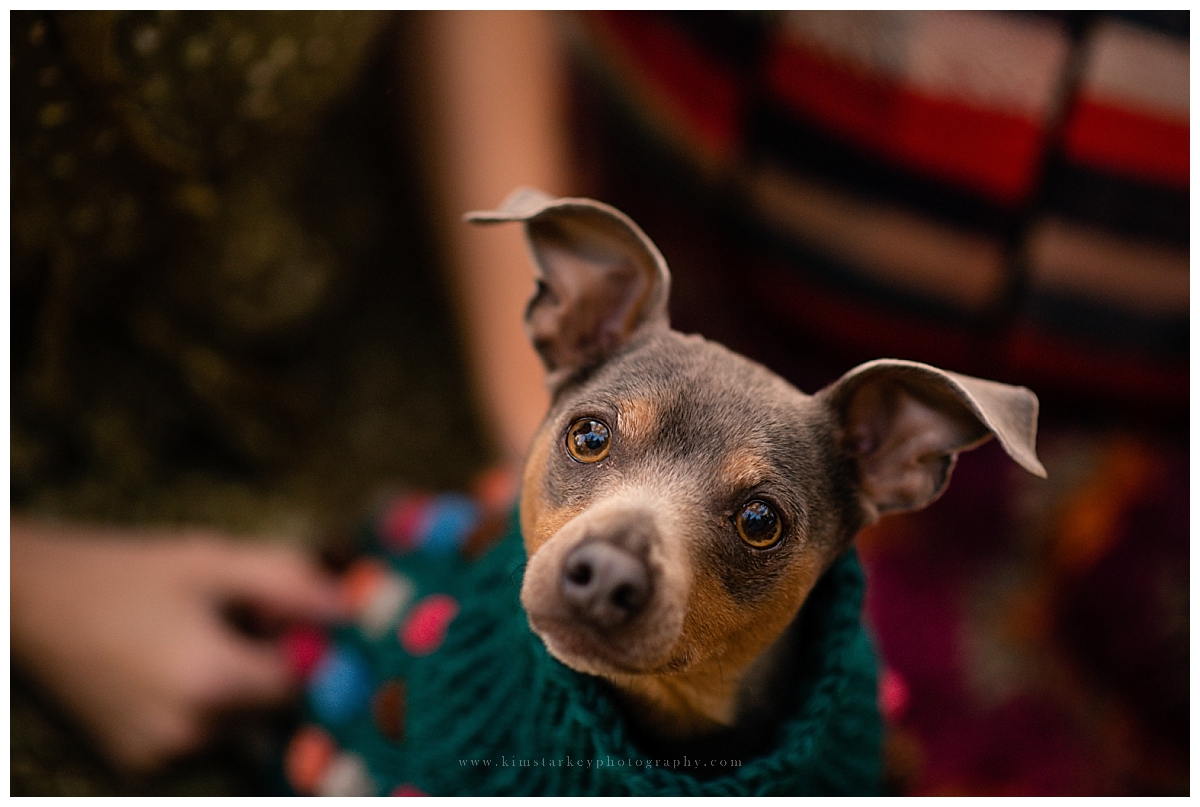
xmin=467 ymin=188 xmax=670 ymax=390
xmin=818 ymin=359 xmax=1046 ymax=521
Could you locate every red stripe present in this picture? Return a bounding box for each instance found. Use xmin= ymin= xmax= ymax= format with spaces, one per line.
xmin=765 ymin=40 xmax=1045 ymax=205
xmin=594 ymin=11 xmax=741 ymax=159
xmin=1062 ymin=96 xmax=1189 ymax=188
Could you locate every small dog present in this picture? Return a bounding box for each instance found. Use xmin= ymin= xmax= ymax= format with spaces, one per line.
xmin=287 ymin=189 xmax=1045 ymax=795
xmin=469 ymin=188 xmax=1045 ymax=758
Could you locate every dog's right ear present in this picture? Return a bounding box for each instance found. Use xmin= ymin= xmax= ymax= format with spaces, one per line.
xmin=467 ymin=188 xmax=671 ymax=390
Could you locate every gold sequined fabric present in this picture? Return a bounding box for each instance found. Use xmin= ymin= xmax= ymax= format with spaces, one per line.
xmin=12 ymin=10 xmax=486 ymax=529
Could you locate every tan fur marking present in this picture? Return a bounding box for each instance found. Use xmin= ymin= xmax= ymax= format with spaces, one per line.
xmin=520 ymin=423 xmax=586 ymax=555
xmin=617 ymin=397 xmax=658 ymax=447
xmin=519 ymin=425 xmax=553 ymax=552
xmin=613 ymin=543 xmax=826 ymax=734
xmin=720 ymin=446 xmax=775 ymax=492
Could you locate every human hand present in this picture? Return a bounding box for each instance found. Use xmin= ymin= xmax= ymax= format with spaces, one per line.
xmin=10 ymin=520 xmax=346 ymax=772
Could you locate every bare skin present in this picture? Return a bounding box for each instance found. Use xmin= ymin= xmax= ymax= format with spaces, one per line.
xmin=406 ymin=10 xmax=568 ymax=464
xmin=10 ymin=520 xmax=345 ymax=772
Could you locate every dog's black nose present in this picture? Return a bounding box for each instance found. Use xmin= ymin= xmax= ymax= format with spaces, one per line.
xmin=561 ymin=542 xmax=650 ymax=630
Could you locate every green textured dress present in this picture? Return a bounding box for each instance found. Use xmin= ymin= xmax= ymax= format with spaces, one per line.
xmin=296 ymin=506 xmax=884 ymax=796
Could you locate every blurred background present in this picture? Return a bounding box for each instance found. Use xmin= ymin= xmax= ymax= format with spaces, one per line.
xmin=10 ymin=11 xmax=1188 ymax=796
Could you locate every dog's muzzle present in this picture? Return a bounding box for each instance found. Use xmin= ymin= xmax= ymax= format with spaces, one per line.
xmin=521 ymin=501 xmax=688 ymax=675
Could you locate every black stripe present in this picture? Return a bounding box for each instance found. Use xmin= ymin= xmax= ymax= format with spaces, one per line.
xmin=1019 ymin=292 xmax=1189 ymax=359
xmin=1108 ymin=10 xmax=1190 ymax=39
xmin=658 ymin=10 xmax=773 ymax=70
xmin=1039 ymin=159 xmax=1190 ymax=249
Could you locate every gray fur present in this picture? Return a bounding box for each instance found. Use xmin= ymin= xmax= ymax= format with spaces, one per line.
xmin=468 ymin=191 xmax=1044 ymax=753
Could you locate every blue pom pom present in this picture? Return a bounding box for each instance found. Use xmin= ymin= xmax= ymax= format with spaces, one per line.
xmin=309 ymin=645 xmax=373 ymax=725
xmin=418 ymin=494 xmax=480 ymax=554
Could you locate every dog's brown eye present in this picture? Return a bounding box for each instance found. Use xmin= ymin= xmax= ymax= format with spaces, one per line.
xmin=736 ymin=500 xmax=782 ymax=549
xmin=566 ymin=418 xmax=611 ymax=463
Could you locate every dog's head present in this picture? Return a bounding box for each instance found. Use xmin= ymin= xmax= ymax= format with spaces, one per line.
xmin=469 ymin=189 xmax=1044 ymax=686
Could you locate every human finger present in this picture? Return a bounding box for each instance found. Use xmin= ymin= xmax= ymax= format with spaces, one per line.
xmin=201 ymin=630 xmax=297 ymax=708
xmin=191 ymin=540 xmax=346 ymax=623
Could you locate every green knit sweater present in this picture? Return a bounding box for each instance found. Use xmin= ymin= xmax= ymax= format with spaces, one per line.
xmin=304 ymin=509 xmax=883 ymax=796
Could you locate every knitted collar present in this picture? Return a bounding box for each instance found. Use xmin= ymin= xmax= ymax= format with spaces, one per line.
xmin=298 ymin=510 xmax=883 ymax=796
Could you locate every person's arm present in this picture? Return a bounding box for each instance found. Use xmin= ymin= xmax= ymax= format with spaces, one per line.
xmin=406 ymin=10 xmax=571 ymax=465
xmin=10 ymin=518 xmax=344 ymax=771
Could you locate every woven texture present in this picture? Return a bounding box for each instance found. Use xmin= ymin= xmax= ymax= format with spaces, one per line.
xmin=302 ymin=506 xmax=883 ymax=796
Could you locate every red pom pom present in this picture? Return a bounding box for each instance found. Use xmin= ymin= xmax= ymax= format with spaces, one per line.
xmin=879 ymin=667 xmax=910 ymax=721
xmin=379 ymin=494 xmax=433 ymax=552
xmin=282 ymin=624 xmax=329 ymax=679
xmin=399 ymin=594 xmax=460 ymax=656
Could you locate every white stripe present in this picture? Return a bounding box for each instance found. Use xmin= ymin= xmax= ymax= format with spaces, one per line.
xmin=780 ymin=10 xmax=1070 ymax=118
xmin=1078 ymin=18 xmax=1189 ymax=119
xmin=1027 ymin=219 xmax=1189 ymax=315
